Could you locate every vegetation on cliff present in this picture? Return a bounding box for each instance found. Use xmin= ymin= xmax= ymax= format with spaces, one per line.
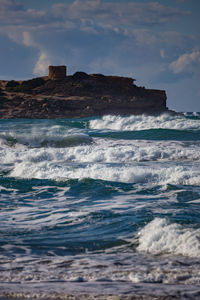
xmin=5 ymin=78 xmax=45 ymax=93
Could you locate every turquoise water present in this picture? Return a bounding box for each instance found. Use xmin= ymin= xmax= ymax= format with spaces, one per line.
xmin=0 ymin=113 xmax=200 ymax=298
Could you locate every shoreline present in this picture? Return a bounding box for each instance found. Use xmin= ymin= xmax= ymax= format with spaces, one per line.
xmin=0 ymin=295 xmax=186 ymax=300
xmin=1 ymin=281 xmax=200 ymax=300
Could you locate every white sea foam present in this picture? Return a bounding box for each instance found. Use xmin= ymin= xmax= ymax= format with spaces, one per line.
xmin=137 ymin=218 xmax=200 ymax=258
xmin=45 ymin=139 xmax=200 ymax=163
xmin=1 ymin=139 xmax=200 ymax=173
xmin=1 ymin=131 xmax=200 ymax=186
xmin=1 ymin=249 xmax=200 ymax=291
xmin=9 ymin=159 xmax=200 ymax=186
xmin=129 ymin=265 xmax=200 ymax=285
xmin=89 ymin=114 xmax=200 ymax=131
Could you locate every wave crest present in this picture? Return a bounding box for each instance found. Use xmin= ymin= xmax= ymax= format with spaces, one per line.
xmin=89 ymin=114 xmax=200 ymax=131
xmin=137 ymin=218 xmax=200 ymax=258
xmin=0 ymin=133 xmax=92 ymax=148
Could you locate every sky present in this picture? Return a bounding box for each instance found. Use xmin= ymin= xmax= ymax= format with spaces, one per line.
xmin=0 ymin=0 xmax=199 ymax=111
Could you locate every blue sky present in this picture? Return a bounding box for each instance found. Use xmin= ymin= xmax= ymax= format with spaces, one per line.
xmin=0 ymin=0 xmax=199 ymax=111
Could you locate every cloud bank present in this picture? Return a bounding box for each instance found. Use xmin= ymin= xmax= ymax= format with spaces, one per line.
xmin=0 ymin=0 xmax=199 ymax=110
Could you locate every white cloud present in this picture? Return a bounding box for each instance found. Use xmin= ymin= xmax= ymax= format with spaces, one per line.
xmin=169 ymin=50 xmax=200 ymax=74
xmin=0 ymin=0 xmax=191 ymax=51
xmin=160 ymin=49 xmax=165 ymax=58
xmin=23 ymin=31 xmax=34 ymax=47
xmin=33 ymin=52 xmax=52 ymax=76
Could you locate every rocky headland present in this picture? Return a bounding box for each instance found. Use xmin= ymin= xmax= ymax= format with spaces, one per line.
xmin=0 ymin=66 xmax=170 ymax=119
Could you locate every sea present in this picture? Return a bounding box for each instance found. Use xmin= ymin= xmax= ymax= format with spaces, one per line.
xmin=0 ymin=112 xmax=200 ymax=299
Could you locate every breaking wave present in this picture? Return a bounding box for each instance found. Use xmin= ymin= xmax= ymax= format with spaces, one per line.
xmin=89 ymin=114 xmax=200 ymax=131
xmin=137 ymin=218 xmax=200 ymax=258
xmin=8 ymin=161 xmax=200 ymax=186
xmin=1 ymin=139 xmax=200 ymax=172
xmin=0 ymin=133 xmax=92 ymax=148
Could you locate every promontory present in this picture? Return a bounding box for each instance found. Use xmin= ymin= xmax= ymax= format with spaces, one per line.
xmin=0 ymin=65 xmax=170 ymax=119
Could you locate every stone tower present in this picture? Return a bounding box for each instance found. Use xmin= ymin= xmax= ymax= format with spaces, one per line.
xmin=48 ymin=65 xmax=67 ymax=80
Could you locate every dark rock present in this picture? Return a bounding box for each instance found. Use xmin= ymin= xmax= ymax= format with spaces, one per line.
xmin=72 ymin=72 xmax=89 ymax=81
xmin=0 ymin=71 xmax=170 ymax=119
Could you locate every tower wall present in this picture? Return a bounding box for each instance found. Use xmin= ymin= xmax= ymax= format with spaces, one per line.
xmin=48 ymin=66 xmax=67 ymax=80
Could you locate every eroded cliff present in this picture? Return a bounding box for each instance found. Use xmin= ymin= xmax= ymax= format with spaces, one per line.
xmin=0 ymin=71 xmax=168 ymax=119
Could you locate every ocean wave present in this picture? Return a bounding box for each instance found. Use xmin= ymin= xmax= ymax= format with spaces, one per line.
xmin=1 ymin=117 xmax=200 ymax=298
xmin=89 ymin=114 xmax=200 ymax=131
xmin=183 ymin=112 xmax=200 ymax=117
xmin=8 ymin=160 xmax=200 ymax=186
xmin=1 ymin=139 xmax=200 ymax=171
xmin=137 ymin=218 xmax=200 ymax=258
xmin=0 ymin=133 xmax=92 ymax=148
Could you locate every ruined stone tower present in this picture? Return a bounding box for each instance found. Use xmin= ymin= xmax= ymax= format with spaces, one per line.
xmin=48 ymin=65 xmax=67 ymax=80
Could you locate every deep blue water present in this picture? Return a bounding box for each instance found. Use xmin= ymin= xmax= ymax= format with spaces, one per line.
xmin=0 ymin=112 xmax=200 ymax=299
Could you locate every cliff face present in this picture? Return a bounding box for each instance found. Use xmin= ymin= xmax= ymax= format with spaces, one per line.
xmin=0 ymin=72 xmax=168 ymax=119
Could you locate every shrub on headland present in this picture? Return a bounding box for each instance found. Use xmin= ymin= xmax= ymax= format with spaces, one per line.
xmin=5 ymin=80 xmax=20 ymax=92
xmin=6 ymin=78 xmax=45 ymax=93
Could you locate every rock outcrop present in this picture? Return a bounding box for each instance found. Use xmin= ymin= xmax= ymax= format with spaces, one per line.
xmin=0 ymin=70 xmax=170 ymax=119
